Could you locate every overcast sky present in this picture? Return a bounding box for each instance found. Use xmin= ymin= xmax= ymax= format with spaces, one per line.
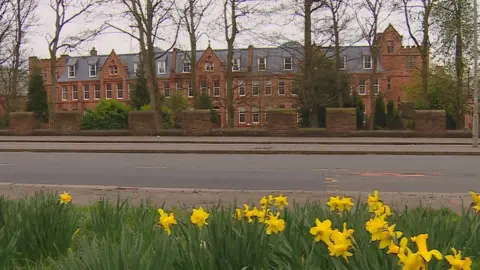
xmin=26 ymin=0 xmax=411 ymax=59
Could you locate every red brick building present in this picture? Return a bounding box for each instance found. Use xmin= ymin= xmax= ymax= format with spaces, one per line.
xmin=29 ymin=25 xmax=421 ymax=128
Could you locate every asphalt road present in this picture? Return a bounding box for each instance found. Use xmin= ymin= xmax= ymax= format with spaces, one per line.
xmin=0 ymin=153 xmax=479 ymax=193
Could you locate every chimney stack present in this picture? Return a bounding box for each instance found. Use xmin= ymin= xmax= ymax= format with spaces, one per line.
xmin=90 ymin=47 xmax=97 ymax=56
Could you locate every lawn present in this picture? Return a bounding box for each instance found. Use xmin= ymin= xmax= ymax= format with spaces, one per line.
xmin=0 ymin=191 xmax=479 ymax=269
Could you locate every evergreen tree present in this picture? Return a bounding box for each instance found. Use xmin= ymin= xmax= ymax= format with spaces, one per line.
xmin=130 ymin=64 xmax=151 ymax=110
xmin=27 ymin=67 xmax=49 ymax=122
xmin=374 ymin=95 xmax=386 ymax=128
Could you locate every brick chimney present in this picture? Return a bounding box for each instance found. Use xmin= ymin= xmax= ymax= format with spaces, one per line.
xmin=171 ymin=48 xmax=177 ymax=72
xmin=248 ymin=45 xmax=254 ymax=72
xmin=90 ymin=47 xmax=97 ymax=56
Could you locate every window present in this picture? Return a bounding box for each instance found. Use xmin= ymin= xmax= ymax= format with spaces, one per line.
xmin=68 ymin=65 xmax=75 ymax=78
xmin=284 ymin=57 xmax=292 ymax=70
xmin=252 ymin=81 xmax=259 ymax=96
xmin=239 ymin=108 xmax=246 ymax=123
xmin=182 ymin=61 xmax=191 ymax=73
xmin=133 ymin=63 xmax=139 ymax=74
xmin=117 ymin=83 xmax=124 ymax=99
xmin=214 ymin=80 xmax=220 ymax=97
xmin=109 ymin=66 xmax=118 ymax=75
xmin=84 ymin=85 xmax=90 ymax=100
xmin=94 ymin=84 xmax=100 ymax=99
xmin=363 ymin=56 xmax=372 ymax=69
xmin=359 ymin=79 xmax=366 ymax=95
xmin=62 ymin=86 xmax=67 ymax=101
xmin=106 ymin=83 xmax=112 ymax=99
xmin=387 ymin=77 xmax=391 ymax=91
xmin=201 ymin=80 xmax=207 ymax=95
xmin=188 ymin=81 xmax=193 ymax=97
xmin=278 ymin=80 xmax=285 ymax=95
xmin=128 ymin=83 xmax=133 ymax=97
xmin=252 ymin=108 xmax=260 ymax=124
xmin=373 ymin=79 xmax=379 ymax=94
xmin=72 ymin=85 xmax=78 ymax=100
xmin=176 ymin=80 xmax=183 ymax=92
xmin=406 ymin=56 xmax=416 ymax=69
xmin=233 ymin=58 xmax=240 ymax=71
xmin=164 ymin=81 xmax=170 ymax=97
xmin=205 ymin=61 xmax=214 ymax=72
xmin=340 ymin=56 xmax=346 ymax=69
xmin=157 ymin=60 xmax=166 ymax=74
xmin=258 ymin=57 xmax=266 ymax=71
xmin=265 ymin=80 xmax=272 ymax=95
xmin=89 ymin=65 xmax=97 ymax=77
xmin=291 ymin=80 xmax=298 ymax=95
xmin=238 ymin=80 xmax=245 ymax=96
xmin=387 ymin=40 xmax=394 ymax=54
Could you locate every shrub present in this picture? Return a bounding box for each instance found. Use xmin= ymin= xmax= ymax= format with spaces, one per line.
xmin=374 ymin=95 xmax=386 ymax=129
xmin=82 ymin=99 xmax=129 ymax=130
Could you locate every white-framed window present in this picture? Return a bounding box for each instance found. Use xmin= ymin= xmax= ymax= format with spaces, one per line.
xmin=233 ymin=58 xmax=240 ymax=71
xmin=373 ymin=79 xmax=379 ymax=95
xmin=94 ymin=84 xmax=100 ymax=99
xmin=252 ymin=81 xmax=259 ymax=96
xmin=109 ymin=66 xmax=118 ymax=75
xmin=188 ymin=81 xmax=193 ymax=97
xmin=133 ymin=63 xmax=139 ymax=74
xmin=239 ymin=108 xmax=246 ymax=124
xmin=62 ymin=86 xmax=68 ymax=101
xmin=258 ymin=57 xmax=266 ymax=71
xmin=406 ymin=56 xmax=416 ymax=69
xmin=340 ymin=56 xmax=346 ymax=69
xmin=278 ymin=80 xmax=285 ymax=96
xmin=265 ymin=80 xmax=272 ymax=95
xmin=182 ymin=61 xmax=191 ymax=73
xmin=291 ymin=80 xmax=298 ymax=96
xmin=72 ymin=85 xmax=78 ymax=100
xmin=205 ymin=61 xmax=214 ymax=72
xmin=84 ymin=85 xmax=90 ymax=100
xmin=252 ymin=108 xmax=260 ymax=124
xmin=89 ymin=64 xmax=97 ymax=77
xmin=238 ymin=80 xmax=245 ymax=96
xmin=68 ymin=65 xmax=75 ymax=78
xmin=106 ymin=83 xmax=112 ymax=99
xmin=157 ymin=60 xmax=166 ymax=74
xmin=164 ymin=81 xmax=170 ymax=97
xmin=359 ymin=79 xmax=366 ymax=95
xmin=214 ymin=80 xmax=220 ymax=97
xmin=117 ymin=83 xmax=124 ymax=99
xmin=363 ymin=56 xmax=372 ymax=69
xmin=200 ymin=80 xmax=208 ymax=95
xmin=176 ymin=80 xmax=183 ymax=92
xmin=387 ymin=40 xmax=394 ymax=54
xmin=128 ymin=83 xmax=133 ymax=98
xmin=284 ymin=57 xmax=292 ymax=70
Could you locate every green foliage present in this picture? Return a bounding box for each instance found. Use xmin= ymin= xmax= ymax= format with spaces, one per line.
xmin=198 ymin=93 xmax=219 ymax=125
xmin=82 ymin=99 xmax=129 ymax=130
xmin=166 ymin=91 xmax=188 ymax=112
xmin=161 ymin=106 xmax=175 ymax=129
xmin=129 ymin=63 xmax=151 ymax=110
xmin=374 ymin=95 xmax=386 ymax=129
xmin=346 ymin=93 xmax=365 ymax=129
xmin=386 ymin=101 xmax=404 ymax=130
xmin=298 ymin=106 xmax=326 ymax=128
xmin=27 ymin=67 xmax=49 ymax=123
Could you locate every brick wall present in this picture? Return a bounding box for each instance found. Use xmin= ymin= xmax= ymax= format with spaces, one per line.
xmin=181 ymin=110 xmax=212 ymax=135
xmin=415 ymin=110 xmax=446 ymax=134
xmin=9 ymin=112 xmax=34 ymax=135
xmin=128 ymin=111 xmax=159 ymax=135
xmin=54 ymin=111 xmax=80 ymax=134
xmin=266 ymin=109 xmax=297 ymax=136
xmin=326 ymin=108 xmax=356 ymax=136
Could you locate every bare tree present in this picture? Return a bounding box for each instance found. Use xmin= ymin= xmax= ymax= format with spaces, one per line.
xmin=402 ymin=0 xmax=437 ymax=109
xmin=177 ymin=0 xmax=212 ymax=108
xmin=110 ymin=0 xmax=180 ymax=124
xmin=46 ymin=0 xmax=106 ymax=119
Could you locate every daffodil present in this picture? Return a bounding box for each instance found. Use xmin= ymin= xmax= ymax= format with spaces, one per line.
xmin=372 ymin=224 xmax=403 ymax=249
xmin=328 ymin=226 xmax=354 ymax=261
xmin=264 ymin=212 xmax=285 ymax=235
xmin=253 ymin=207 xmax=269 ymax=223
xmin=445 ymin=248 xmax=472 ymax=270
xmin=59 ymin=192 xmax=72 ymax=204
xmin=191 ymin=207 xmax=209 ymax=228
xmin=368 ymin=190 xmax=384 ymax=212
xmin=374 ymin=204 xmax=392 ymax=217
xmin=365 ymin=215 xmax=388 ymax=235
xmin=233 ymin=208 xmax=243 ymax=220
xmin=469 ymin=191 xmax=480 ymax=204
xmin=243 ymin=204 xmax=255 ymax=223
xmin=260 ymin=196 xmax=269 ymax=209
xmin=157 ymin=208 xmax=177 ymax=235
xmin=274 ymin=194 xmax=289 ymax=210
xmin=387 ymin=237 xmax=408 ymax=255
xmin=398 ymin=250 xmax=426 ymax=270
xmin=338 ymin=197 xmax=354 ymax=212
xmin=310 ymin=218 xmax=333 ymax=244
xmin=411 ymin=234 xmax=443 ymax=262
xmin=327 ymin=196 xmax=341 ymax=212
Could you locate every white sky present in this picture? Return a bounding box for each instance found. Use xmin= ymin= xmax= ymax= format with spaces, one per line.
xmin=27 ymin=0 xmax=411 ymax=59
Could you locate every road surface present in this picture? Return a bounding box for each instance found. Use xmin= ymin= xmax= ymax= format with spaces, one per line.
xmin=0 ymin=153 xmax=479 ymax=193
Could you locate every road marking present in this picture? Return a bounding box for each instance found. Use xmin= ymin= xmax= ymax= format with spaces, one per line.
xmin=135 ymin=166 xmax=167 ymax=169
xmin=351 ymin=172 xmax=426 ymax=177
xmin=325 ymin=177 xmax=337 ymax=183
xmin=0 ymin=163 xmax=10 ymax=166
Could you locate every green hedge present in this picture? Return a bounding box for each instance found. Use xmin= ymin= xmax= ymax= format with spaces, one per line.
xmin=82 ymin=99 xmax=129 ymax=130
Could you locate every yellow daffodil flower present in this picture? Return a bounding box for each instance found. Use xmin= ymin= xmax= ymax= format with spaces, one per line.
xmin=469 ymin=191 xmax=480 ymax=204
xmin=374 ymin=204 xmax=392 ymax=217
xmin=253 ymin=207 xmax=269 ymax=223
xmin=445 ymin=248 xmax=472 ymax=270
xmin=474 ymin=204 xmax=480 ymax=213
xmin=411 ymin=234 xmax=443 ymax=262
xmin=372 ymin=224 xmax=403 ymax=249
xmin=59 ymin=192 xmax=72 ymax=204
xmin=191 ymin=207 xmax=209 ymax=228
xmin=157 ymin=208 xmax=177 ymax=235
xmin=398 ymin=251 xmax=426 ymax=270
xmin=341 ymin=222 xmax=355 ymax=239
xmin=274 ymin=194 xmax=289 ymax=210
xmin=233 ymin=208 xmax=243 ymax=220
xmin=339 ymin=197 xmax=354 ymax=212
xmin=328 ymin=227 xmax=354 ymax=261
xmin=387 ymin=237 xmax=408 ymax=255
xmin=264 ymin=212 xmax=285 ymax=235
xmin=327 ymin=196 xmax=341 ymax=212
xmin=243 ymin=204 xmax=255 ymax=223
xmin=309 ymin=218 xmax=333 ymax=244
xmin=260 ymin=196 xmax=269 ymax=209
xmin=365 ymin=215 xmax=388 ymax=235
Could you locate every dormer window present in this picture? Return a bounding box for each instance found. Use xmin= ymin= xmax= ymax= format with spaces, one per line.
xmin=232 ymin=58 xmax=240 ymax=71
xmin=68 ymin=65 xmax=76 ymax=78
xmin=283 ymin=57 xmax=292 ymax=70
xmin=157 ymin=60 xmax=166 ymax=74
xmin=109 ymin=65 xmax=118 ymax=75
xmin=205 ymin=61 xmax=214 ymax=72
xmin=182 ymin=61 xmax=191 ymax=73
xmin=363 ymin=56 xmax=372 ymax=69
xmin=387 ymin=40 xmax=394 ymax=54
xmin=340 ymin=56 xmax=346 ymax=69
xmin=89 ymin=64 xmax=97 ymax=77
xmin=258 ymin=57 xmax=266 ymax=71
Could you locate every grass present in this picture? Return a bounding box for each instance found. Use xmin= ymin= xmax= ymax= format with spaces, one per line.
xmin=0 ymin=192 xmax=479 ymax=269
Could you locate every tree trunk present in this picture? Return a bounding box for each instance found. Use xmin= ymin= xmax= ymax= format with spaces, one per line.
xmin=454 ymin=2 xmax=464 ymax=130
xmin=369 ymin=45 xmax=378 ymax=130
xmin=334 ymin=19 xmax=342 ymax=107
xmin=48 ymin=52 xmax=57 ymax=121
xmin=226 ymin=40 xmax=234 ymax=128
xmin=190 ymin=39 xmax=198 ymax=108
xmin=421 ymin=8 xmax=430 ymax=109
xmin=304 ymin=0 xmax=318 ymax=127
